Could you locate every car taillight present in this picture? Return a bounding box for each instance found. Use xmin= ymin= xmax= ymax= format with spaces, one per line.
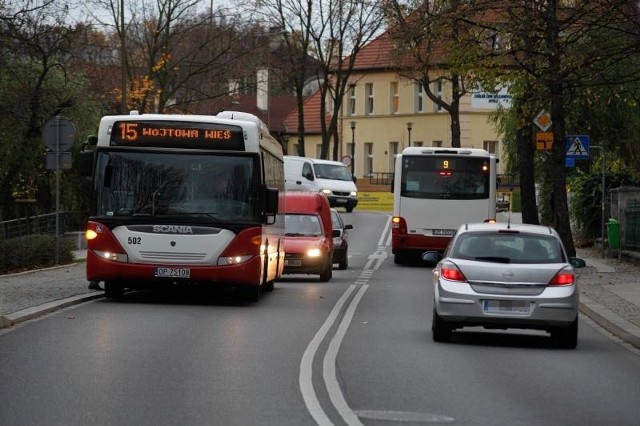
xmin=440 ymin=261 xmax=467 ymax=282
xmin=549 ymin=267 xmax=575 ymax=286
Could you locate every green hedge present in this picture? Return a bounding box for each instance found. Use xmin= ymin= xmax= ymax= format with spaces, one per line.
xmin=0 ymin=235 xmax=75 ymax=274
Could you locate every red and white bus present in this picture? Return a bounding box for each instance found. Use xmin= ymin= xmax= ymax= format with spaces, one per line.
xmin=391 ymin=147 xmax=497 ymax=264
xmin=79 ymin=111 xmax=284 ymax=301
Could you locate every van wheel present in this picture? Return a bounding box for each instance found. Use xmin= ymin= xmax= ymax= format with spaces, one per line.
xmin=346 ymin=206 xmax=354 ymax=213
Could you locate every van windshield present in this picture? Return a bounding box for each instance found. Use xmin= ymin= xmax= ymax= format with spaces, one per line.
xmin=313 ymin=164 xmax=352 ymax=181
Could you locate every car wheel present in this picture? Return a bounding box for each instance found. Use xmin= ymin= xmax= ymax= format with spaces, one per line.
xmin=551 ymin=318 xmax=578 ymax=349
xmin=319 ymin=261 xmax=332 ymax=282
xmin=338 ymin=253 xmax=348 ymax=270
xmin=104 ymin=281 xmax=125 ymax=299
xmin=431 ymin=309 xmax=453 ymax=342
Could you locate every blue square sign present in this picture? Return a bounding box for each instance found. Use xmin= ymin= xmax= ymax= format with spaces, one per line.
xmin=565 ymin=135 xmax=589 ymax=159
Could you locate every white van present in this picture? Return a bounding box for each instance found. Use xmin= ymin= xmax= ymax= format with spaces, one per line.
xmin=284 ymin=156 xmax=358 ymax=212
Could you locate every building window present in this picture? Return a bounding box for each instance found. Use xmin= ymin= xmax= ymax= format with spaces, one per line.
xmin=483 ymin=140 xmax=498 ymax=154
xmin=315 ymin=144 xmax=322 ymax=158
xmin=348 ymin=85 xmax=356 ymax=116
xmin=364 ymin=142 xmax=374 ymax=176
xmin=432 ymin=79 xmax=443 ymax=112
xmin=432 ymin=140 xmax=442 ymax=147
xmin=413 ymin=141 xmax=423 ymax=147
xmin=390 ymin=82 xmax=399 ymax=114
xmin=416 ymin=82 xmax=425 ymax=113
xmin=365 ymin=83 xmax=374 ymax=115
xmin=388 ymin=141 xmax=399 ymax=173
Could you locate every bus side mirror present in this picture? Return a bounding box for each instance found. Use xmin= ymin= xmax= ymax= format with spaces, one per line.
xmin=78 ymin=150 xmax=94 ymax=176
xmin=264 ymin=187 xmax=279 ymax=215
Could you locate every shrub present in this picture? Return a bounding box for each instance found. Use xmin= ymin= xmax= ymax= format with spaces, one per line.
xmin=0 ymin=234 xmax=75 ymax=274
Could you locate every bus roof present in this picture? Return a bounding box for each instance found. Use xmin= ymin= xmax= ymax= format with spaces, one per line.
xmin=400 ymin=147 xmax=493 ymax=157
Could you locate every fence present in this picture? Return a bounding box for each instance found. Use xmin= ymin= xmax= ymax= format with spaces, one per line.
xmin=0 ymin=211 xmax=87 ymax=240
xmin=610 ymin=187 xmax=640 ymax=250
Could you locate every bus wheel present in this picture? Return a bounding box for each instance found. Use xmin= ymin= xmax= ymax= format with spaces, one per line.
xmin=264 ymin=280 xmax=275 ymax=292
xmin=104 ymin=281 xmax=125 ymax=299
xmin=242 ymin=286 xmax=261 ymax=303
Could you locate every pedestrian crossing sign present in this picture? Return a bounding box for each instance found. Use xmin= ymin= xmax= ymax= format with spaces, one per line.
xmin=565 ymin=135 xmax=589 ymax=159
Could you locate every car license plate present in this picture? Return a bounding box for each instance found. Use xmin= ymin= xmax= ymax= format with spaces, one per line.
xmin=483 ymin=300 xmax=529 ymax=314
xmin=433 ymin=229 xmax=455 ymax=236
xmin=155 ymin=267 xmax=191 ymax=278
xmin=285 ymin=260 xmax=302 ymax=267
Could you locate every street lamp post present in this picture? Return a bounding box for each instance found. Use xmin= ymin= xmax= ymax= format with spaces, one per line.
xmin=350 ymin=121 xmax=356 ymax=177
xmin=591 ymin=145 xmax=606 ymax=259
xmin=406 ymin=122 xmax=413 ymax=147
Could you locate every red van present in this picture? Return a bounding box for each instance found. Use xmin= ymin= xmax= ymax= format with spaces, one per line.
xmin=282 ymin=192 xmax=334 ymax=281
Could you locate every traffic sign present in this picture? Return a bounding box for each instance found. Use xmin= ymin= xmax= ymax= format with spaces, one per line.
xmin=534 ymin=110 xmax=552 ymax=131
xmin=42 ymin=116 xmax=76 ymax=151
xmin=565 ymin=135 xmax=589 ymax=159
xmin=536 ymin=132 xmax=553 ymax=150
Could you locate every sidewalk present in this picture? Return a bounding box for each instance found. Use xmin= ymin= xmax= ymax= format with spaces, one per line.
xmin=1 ymin=246 xmax=640 ymax=350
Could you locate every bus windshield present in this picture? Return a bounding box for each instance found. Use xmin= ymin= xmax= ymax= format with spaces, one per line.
xmin=93 ymin=150 xmax=260 ymax=223
xmin=400 ymin=155 xmax=490 ymax=200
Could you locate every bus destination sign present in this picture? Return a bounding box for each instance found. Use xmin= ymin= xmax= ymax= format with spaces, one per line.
xmin=110 ymin=121 xmax=245 ymax=150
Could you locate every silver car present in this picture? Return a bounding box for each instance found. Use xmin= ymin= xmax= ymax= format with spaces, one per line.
xmin=431 ymin=222 xmax=586 ymax=348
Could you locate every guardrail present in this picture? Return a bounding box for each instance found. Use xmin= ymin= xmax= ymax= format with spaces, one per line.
xmin=0 ymin=211 xmax=88 ymax=240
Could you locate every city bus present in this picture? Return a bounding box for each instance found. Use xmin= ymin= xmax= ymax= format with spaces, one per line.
xmin=79 ymin=111 xmax=284 ymax=301
xmin=391 ymin=147 xmax=497 ymax=264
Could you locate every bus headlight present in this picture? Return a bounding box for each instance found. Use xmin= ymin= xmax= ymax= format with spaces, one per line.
xmin=218 ymin=255 xmax=253 ymax=266
xmin=93 ymin=250 xmax=128 ymax=263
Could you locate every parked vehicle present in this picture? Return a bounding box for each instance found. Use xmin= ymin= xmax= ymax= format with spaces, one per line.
xmin=284 ymin=156 xmax=358 ymax=212
xmin=282 ymin=192 xmax=334 ymax=281
xmin=430 ymin=222 xmax=586 ymax=348
xmin=331 ymin=208 xmax=353 ymax=270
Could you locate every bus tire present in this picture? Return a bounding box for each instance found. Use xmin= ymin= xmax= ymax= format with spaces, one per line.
xmin=242 ymin=285 xmax=261 ymax=303
xmin=104 ymin=281 xmax=125 ymax=299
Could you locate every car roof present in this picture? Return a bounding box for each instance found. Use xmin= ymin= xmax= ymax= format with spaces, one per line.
xmin=457 ymin=222 xmax=559 ymax=237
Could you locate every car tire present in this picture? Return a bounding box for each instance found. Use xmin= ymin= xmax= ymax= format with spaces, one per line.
xmin=431 ymin=309 xmax=453 ymax=342
xmin=338 ymin=254 xmax=348 ymax=270
xmin=104 ymin=281 xmax=125 ymax=299
xmin=319 ymin=261 xmax=332 ymax=282
xmin=551 ymin=318 xmax=578 ymax=349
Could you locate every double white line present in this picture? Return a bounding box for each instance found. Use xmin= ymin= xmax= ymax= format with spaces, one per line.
xmin=299 ymin=215 xmax=391 ymax=426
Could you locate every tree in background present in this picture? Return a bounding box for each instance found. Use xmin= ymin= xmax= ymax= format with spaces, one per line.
xmin=0 ymin=2 xmax=100 ymax=221
xmin=259 ymin=0 xmax=384 ymax=160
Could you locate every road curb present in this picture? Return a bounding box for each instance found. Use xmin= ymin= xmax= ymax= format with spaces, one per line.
xmin=0 ymin=293 xmax=103 ymax=329
xmin=580 ymin=294 xmax=640 ymax=350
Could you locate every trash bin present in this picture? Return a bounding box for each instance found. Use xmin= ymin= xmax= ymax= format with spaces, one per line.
xmin=607 ymin=218 xmax=620 ymax=250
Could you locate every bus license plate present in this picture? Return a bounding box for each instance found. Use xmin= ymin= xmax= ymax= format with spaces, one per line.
xmin=155 ymin=267 xmax=191 ymax=278
xmin=433 ymin=229 xmax=455 ymax=236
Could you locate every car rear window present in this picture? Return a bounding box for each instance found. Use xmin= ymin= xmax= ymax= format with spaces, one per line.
xmin=452 ymin=233 xmax=564 ymax=264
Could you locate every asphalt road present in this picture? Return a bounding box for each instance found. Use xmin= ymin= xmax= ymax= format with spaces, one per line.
xmin=1 ymin=211 xmax=640 ymax=425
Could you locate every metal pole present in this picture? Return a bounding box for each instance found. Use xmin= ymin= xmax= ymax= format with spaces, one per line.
xmin=592 ymin=145 xmax=605 ymax=258
xmin=55 ymin=117 xmax=60 ymax=265
xmin=407 ymin=122 xmax=413 ymax=147
xmin=350 ymin=121 xmax=356 ymax=177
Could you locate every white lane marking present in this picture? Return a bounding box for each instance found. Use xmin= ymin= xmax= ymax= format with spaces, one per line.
xmin=299 ymin=213 xmax=391 ymax=426
xmin=299 ymin=285 xmax=358 ymax=425
xmin=324 ymin=284 xmax=368 ymax=426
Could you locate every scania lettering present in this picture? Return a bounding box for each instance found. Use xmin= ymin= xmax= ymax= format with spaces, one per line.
xmin=79 ymin=111 xmax=284 ymax=302
xmin=391 ymin=147 xmax=497 ymax=264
